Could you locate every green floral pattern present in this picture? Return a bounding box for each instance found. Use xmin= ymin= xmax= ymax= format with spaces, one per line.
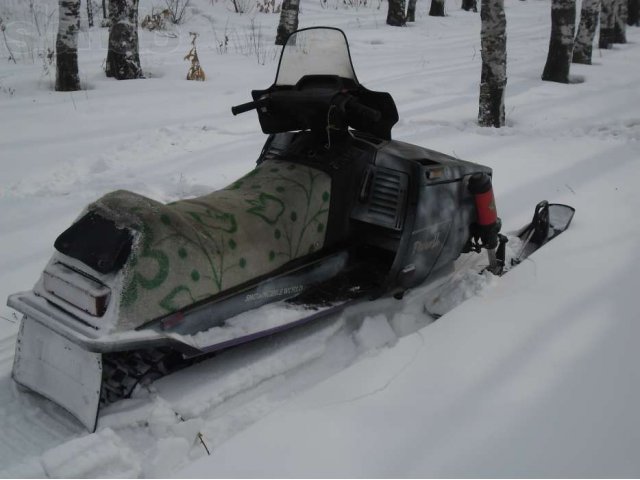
xmin=89 ymin=160 xmax=331 ymax=330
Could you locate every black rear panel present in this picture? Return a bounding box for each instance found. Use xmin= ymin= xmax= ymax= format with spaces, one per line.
xmin=54 ymin=212 xmax=132 ymax=274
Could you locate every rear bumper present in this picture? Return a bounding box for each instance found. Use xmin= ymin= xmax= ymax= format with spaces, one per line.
xmin=8 ymin=292 xmax=187 ymax=354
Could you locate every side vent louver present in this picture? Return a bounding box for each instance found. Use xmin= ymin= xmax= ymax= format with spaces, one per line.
xmin=351 ymin=167 xmax=408 ymax=230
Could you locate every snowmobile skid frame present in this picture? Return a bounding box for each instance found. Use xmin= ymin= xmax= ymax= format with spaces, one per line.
xmin=9 ymin=249 xmax=385 ymax=431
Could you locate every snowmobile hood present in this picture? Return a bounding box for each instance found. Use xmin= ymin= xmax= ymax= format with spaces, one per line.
xmin=363 ymin=135 xmax=494 ymax=184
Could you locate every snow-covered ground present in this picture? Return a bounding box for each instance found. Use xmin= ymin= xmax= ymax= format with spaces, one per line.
xmin=1 ymin=0 xmax=640 ymax=476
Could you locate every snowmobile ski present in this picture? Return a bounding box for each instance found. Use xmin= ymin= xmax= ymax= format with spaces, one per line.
xmin=423 ymin=201 xmax=575 ymax=319
xmin=507 ymin=201 xmax=575 ymax=272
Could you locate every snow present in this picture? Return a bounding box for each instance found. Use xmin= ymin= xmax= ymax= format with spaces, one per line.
xmin=41 ymin=428 xmax=142 ymax=478
xmin=188 ymin=302 xmax=335 ymax=349
xmin=1 ymin=0 xmax=640 ymax=476
xmin=352 ymin=314 xmax=398 ymax=352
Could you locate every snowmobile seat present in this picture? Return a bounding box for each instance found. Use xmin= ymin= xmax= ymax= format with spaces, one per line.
xmin=58 ymin=159 xmax=332 ymax=330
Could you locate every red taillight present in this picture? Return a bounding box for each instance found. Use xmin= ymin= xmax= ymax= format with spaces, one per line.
xmin=468 ymin=172 xmax=500 ymax=250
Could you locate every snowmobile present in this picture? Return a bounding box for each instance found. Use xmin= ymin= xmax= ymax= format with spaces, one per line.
xmin=8 ymin=27 xmax=575 ymax=432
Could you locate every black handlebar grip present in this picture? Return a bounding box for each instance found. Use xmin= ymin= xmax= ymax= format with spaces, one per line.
xmin=231 ymin=100 xmax=258 ymax=116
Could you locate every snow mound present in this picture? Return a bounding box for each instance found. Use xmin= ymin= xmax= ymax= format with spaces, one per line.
xmin=353 ymin=314 xmax=397 ymax=352
xmin=40 ymin=428 xmax=140 ymax=478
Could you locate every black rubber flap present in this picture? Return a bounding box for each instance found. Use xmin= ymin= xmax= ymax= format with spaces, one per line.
xmin=54 ymin=212 xmax=133 ymax=274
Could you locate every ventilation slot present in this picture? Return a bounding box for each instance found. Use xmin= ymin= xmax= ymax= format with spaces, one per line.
xmin=351 ymin=167 xmax=408 ymax=231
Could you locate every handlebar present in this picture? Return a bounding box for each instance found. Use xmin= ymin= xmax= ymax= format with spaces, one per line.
xmin=231 ymin=97 xmax=270 ymax=116
xmin=231 ymin=100 xmax=259 ymax=116
xmin=231 ymin=91 xmax=383 ymax=131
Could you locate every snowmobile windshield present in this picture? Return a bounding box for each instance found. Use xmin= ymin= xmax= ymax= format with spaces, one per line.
xmin=275 ymin=28 xmax=358 ymax=86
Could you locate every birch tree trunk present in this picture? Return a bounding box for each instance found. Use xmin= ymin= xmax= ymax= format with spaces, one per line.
xmin=87 ymin=0 xmax=94 ymax=27
xmin=387 ymin=0 xmax=407 ymax=25
xmin=629 ymin=0 xmax=640 ymax=24
xmin=407 ymin=0 xmax=418 ymax=21
xmin=573 ymin=0 xmax=600 ymax=64
xmin=429 ymin=0 xmax=446 ymax=15
xmin=599 ymin=0 xmax=616 ymax=47
xmin=106 ymin=0 xmax=142 ymax=79
xmin=462 ymin=0 xmax=478 ymax=12
xmin=275 ymin=0 xmax=300 ymax=45
xmin=541 ymin=0 xmax=575 ymax=83
xmin=613 ymin=0 xmax=628 ymax=41
xmin=56 ymin=0 xmax=81 ymax=91
xmin=478 ymin=0 xmax=506 ymax=128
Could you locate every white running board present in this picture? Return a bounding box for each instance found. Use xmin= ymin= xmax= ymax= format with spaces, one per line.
xmin=12 ymin=316 xmax=102 ymax=432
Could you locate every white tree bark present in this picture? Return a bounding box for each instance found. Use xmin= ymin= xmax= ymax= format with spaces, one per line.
xmin=106 ymin=0 xmax=142 ymax=79
xmin=87 ymin=0 xmax=94 ymax=27
xmin=56 ymin=0 xmax=81 ymax=91
xmin=407 ymin=0 xmax=418 ymax=21
xmin=613 ymin=0 xmax=627 ymax=42
xmin=541 ymin=0 xmax=576 ymax=83
xmin=599 ymin=0 xmax=616 ymax=48
xmin=478 ymin=0 xmax=506 ymax=127
xmin=387 ymin=0 xmax=407 ymax=25
xmin=573 ymin=0 xmax=599 ymax=64
xmin=275 ymin=0 xmax=300 ymax=45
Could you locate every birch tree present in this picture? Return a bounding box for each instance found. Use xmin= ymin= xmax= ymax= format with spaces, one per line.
xmin=478 ymin=0 xmax=506 ymax=128
xmin=106 ymin=0 xmax=143 ymax=79
xmin=429 ymin=0 xmax=446 ymax=15
xmin=387 ymin=0 xmax=407 ymax=25
xmin=573 ymin=0 xmax=600 ymax=64
xmin=541 ymin=0 xmax=576 ymax=83
xmin=599 ymin=0 xmax=616 ymax=48
xmin=629 ymin=0 xmax=640 ymax=24
xmin=462 ymin=0 xmax=478 ymax=12
xmin=102 ymin=0 xmax=109 ymax=25
xmin=613 ymin=0 xmax=627 ymax=42
xmin=407 ymin=0 xmax=418 ymax=21
xmin=87 ymin=0 xmax=94 ymax=27
xmin=56 ymin=0 xmax=81 ymax=91
xmin=275 ymin=0 xmax=300 ymax=45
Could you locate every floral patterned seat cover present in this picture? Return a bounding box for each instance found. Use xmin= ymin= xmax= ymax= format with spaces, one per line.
xmin=89 ymin=159 xmax=331 ymax=331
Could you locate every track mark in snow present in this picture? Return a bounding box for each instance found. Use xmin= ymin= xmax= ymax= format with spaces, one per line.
xmin=0 ymin=334 xmax=16 ymax=363
xmin=580 ymin=120 xmax=640 ymax=142
xmin=314 ymin=330 xmax=425 ymax=410
xmin=41 ymin=428 xmax=141 ymax=478
xmin=401 ymin=116 xmax=640 ymax=144
xmin=94 ymin=318 xmax=353 ymax=464
xmin=3 ymin=123 xmax=260 ymax=201
xmin=153 ymin=318 xmax=347 ymax=419
xmin=0 ymin=358 xmax=84 ymax=472
xmin=0 ymin=390 xmax=82 ymax=472
xmin=94 ymin=301 xmax=436 ymax=473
